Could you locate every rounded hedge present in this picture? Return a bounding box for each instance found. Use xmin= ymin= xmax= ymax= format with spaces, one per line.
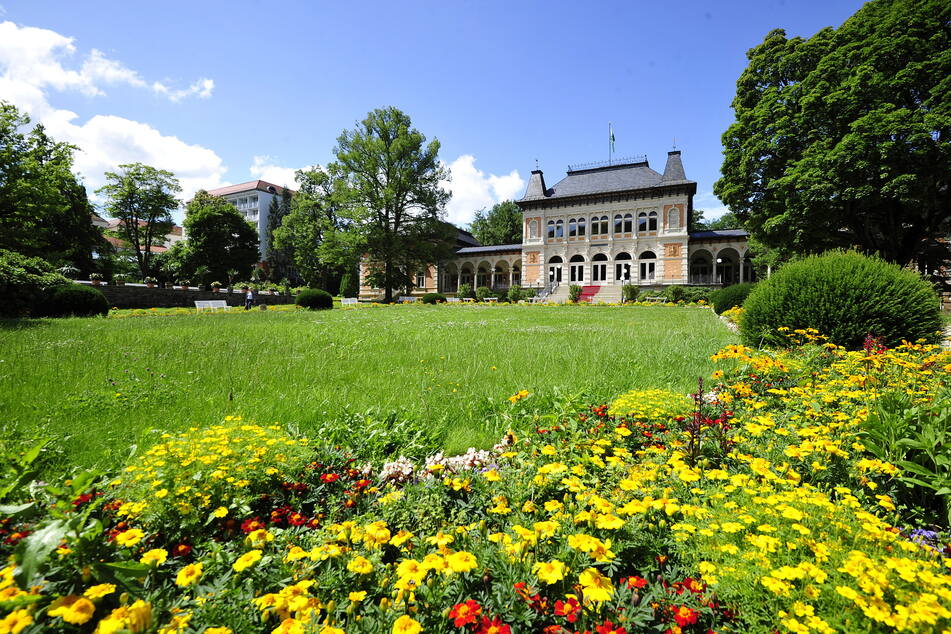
xmin=741 ymin=251 xmax=942 ymax=349
xmin=41 ymin=284 xmax=109 ymax=318
xmin=421 ymin=292 xmax=446 ymax=304
xmin=710 ymin=282 xmax=756 ymax=314
xmin=296 ymin=288 xmax=334 ymax=310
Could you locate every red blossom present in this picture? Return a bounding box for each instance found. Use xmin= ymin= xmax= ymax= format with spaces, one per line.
xmin=320 ymin=473 xmax=340 ymax=484
xmin=554 ymin=596 xmax=581 ymax=623
xmin=595 ymin=620 xmax=627 ymax=634
xmin=171 ymin=542 xmax=192 ymax=557
xmin=673 ymin=605 xmax=698 ymax=627
xmin=241 ymin=517 xmax=266 ymax=533
xmin=476 ymin=616 xmax=511 ymax=634
xmin=448 ymin=599 xmax=482 ymax=628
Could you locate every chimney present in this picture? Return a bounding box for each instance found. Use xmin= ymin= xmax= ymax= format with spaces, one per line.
xmin=661 ymin=150 xmax=687 ymax=182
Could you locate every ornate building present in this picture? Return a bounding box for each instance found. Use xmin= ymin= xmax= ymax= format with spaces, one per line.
xmin=360 ymin=151 xmax=752 ymax=301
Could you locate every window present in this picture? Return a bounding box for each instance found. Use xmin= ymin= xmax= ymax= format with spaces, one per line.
xmin=668 ymin=208 xmax=679 ymax=229
xmin=637 ymin=212 xmax=647 ymax=233
xmin=547 ymin=220 xmax=555 ymax=239
xmin=548 ymin=256 xmax=563 ymax=283
xmin=592 ymin=253 xmax=607 ymax=282
xmin=614 ymin=214 xmax=623 ymax=234
xmin=555 ymin=219 xmax=564 ymax=238
xmin=569 ymin=254 xmax=585 ymax=283
xmin=416 ymin=271 xmax=426 ymax=288
xmin=529 ymin=219 xmax=538 ymax=238
xmin=648 ymin=211 xmax=658 ymax=231
xmin=623 ymin=213 xmax=633 ymax=233
xmin=578 ymin=217 xmax=586 ymax=237
xmin=639 ymin=251 xmax=656 ymax=281
xmin=568 ymin=218 xmax=577 ymax=237
xmin=615 ymin=252 xmax=632 ymax=282
xmin=592 ymin=215 xmax=608 ymax=235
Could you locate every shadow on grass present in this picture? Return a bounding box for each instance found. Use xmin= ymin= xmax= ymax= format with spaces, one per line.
xmin=0 ymin=318 xmax=55 ymax=331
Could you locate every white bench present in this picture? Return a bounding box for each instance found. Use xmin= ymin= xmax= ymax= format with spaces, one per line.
xmin=447 ymin=297 xmax=461 ymax=303
xmin=195 ymin=300 xmax=228 ymax=312
xmin=484 ymin=297 xmax=498 ymax=303
xmin=341 ymin=297 xmax=358 ymax=306
xmin=399 ymin=296 xmax=417 ymax=303
xmin=644 ymin=296 xmax=666 ymax=303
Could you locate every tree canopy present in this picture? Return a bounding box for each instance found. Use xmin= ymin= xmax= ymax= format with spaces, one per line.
xmin=0 ymin=102 xmax=105 ymax=273
xmin=333 ymin=107 xmax=455 ymax=302
xmin=469 ymin=200 xmax=522 ymax=246
xmin=181 ymin=190 xmax=259 ymax=286
xmin=97 ymin=163 xmax=181 ymax=278
xmin=265 ymin=187 xmax=293 ymax=281
xmin=714 ymin=0 xmax=950 ymax=269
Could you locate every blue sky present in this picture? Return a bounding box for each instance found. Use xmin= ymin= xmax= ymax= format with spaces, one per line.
xmin=1 ymin=0 xmax=866 ymax=225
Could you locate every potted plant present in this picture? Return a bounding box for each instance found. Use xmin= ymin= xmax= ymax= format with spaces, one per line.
xmin=144 ymin=276 xmax=157 ymax=288
xmin=114 ymin=273 xmax=127 ymax=286
xmin=58 ymin=265 xmax=80 ymax=279
xmin=89 ymin=272 xmax=103 ymax=286
xmin=211 ymin=281 xmax=222 ymax=293
xmin=178 ymin=279 xmax=191 ymax=290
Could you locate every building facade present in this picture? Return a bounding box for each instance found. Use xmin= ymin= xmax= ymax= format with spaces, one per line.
xmin=205 ymin=180 xmax=294 ymax=260
xmin=360 ymin=151 xmax=752 ymax=301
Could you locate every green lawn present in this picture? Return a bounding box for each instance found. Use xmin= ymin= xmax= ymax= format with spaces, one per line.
xmin=0 ymin=304 xmax=735 ymax=472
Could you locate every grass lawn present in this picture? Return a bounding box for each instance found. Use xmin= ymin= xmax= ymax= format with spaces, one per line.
xmin=0 ymin=304 xmax=735 ymax=472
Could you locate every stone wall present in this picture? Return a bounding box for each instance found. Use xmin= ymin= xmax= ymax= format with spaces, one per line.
xmin=85 ymin=284 xmax=295 ymax=309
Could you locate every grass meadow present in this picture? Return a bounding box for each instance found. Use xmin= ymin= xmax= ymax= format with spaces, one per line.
xmin=0 ymin=304 xmax=735 ymax=474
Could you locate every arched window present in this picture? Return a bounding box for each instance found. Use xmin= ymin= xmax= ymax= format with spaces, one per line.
xmin=592 ymin=253 xmax=608 ymax=282
xmin=623 ymin=213 xmax=633 ymax=233
xmin=569 ymin=254 xmax=585 ymax=283
xmin=546 ymin=220 xmax=555 ymax=239
xmin=555 ymin=219 xmax=564 ymax=238
xmin=512 ymin=266 xmax=521 ymax=286
xmin=637 ymin=212 xmax=647 ymax=233
xmin=667 ymin=208 xmax=679 ymax=230
xmin=529 ymin=219 xmax=538 ymax=238
xmin=648 ymin=211 xmax=658 ymax=231
xmin=578 ymin=217 xmax=586 ymax=237
xmin=614 ymin=251 xmax=632 ymax=283
xmin=568 ymin=218 xmax=577 ymax=237
xmin=639 ymin=250 xmax=656 ymax=281
xmin=598 ymin=215 xmax=609 ymax=234
xmin=613 ymin=214 xmax=623 ymax=234
xmin=548 ymin=256 xmax=563 ymax=283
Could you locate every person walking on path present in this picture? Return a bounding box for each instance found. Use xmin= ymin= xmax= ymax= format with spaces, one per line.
xmin=244 ymin=287 xmax=254 ymax=310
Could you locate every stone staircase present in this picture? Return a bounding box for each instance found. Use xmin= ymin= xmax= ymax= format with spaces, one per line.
xmin=543 ymin=285 xmax=625 ymax=303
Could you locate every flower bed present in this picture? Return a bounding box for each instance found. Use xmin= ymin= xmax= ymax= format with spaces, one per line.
xmin=1 ymin=335 xmax=949 ymax=633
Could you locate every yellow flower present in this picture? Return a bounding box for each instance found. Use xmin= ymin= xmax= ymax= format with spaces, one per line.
xmin=175 ymin=562 xmax=203 ymax=587
xmin=205 ymin=628 xmax=232 ymax=634
xmin=349 ymin=590 xmax=367 ymax=602
xmin=483 ymin=469 xmax=501 ymax=482
xmin=212 ymin=506 xmax=229 ymax=518
xmin=83 ymin=583 xmax=116 ymax=600
xmin=48 ymin=595 xmax=96 ymax=625
xmin=446 ymin=551 xmax=478 ymax=573
xmin=390 ymin=530 xmax=414 ymax=547
xmin=272 ymin=618 xmax=305 ymax=634
xmin=533 ymin=559 xmax=567 ymax=584
xmin=578 ymin=567 xmax=613 ymax=603
xmin=348 ymin=556 xmax=374 ymax=575
xmin=140 ymin=548 xmax=168 ymax=566
xmin=233 ymin=549 xmax=263 ymax=572
xmin=115 ymin=528 xmax=145 ymax=547
xmin=321 ymin=627 xmax=345 ymax=634
xmin=0 ymin=609 xmax=32 ymax=634
xmin=392 ymin=614 xmax=422 ymax=634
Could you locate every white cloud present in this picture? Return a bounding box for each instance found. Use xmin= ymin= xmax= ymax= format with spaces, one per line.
xmin=440 ymin=155 xmax=525 ymax=226
xmin=694 ymin=191 xmax=731 ymax=220
xmin=0 ymin=19 xmax=226 ymax=210
xmin=249 ymin=155 xmax=306 ymax=188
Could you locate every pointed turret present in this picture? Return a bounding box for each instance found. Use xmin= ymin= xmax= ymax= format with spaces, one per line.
xmin=522 ymin=169 xmax=549 ymax=200
xmin=661 ymin=150 xmax=687 ymax=183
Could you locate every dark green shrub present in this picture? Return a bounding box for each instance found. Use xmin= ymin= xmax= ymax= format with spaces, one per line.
xmin=296 ymin=288 xmax=334 ymax=310
xmin=507 ymin=285 xmax=523 ymax=303
xmin=522 ymin=288 xmax=537 ymax=300
xmin=338 ymin=271 xmax=358 ymax=297
xmin=741 ymin=251 xmax=942 ymax=349
xmin=568 ymin=284 xmax=582 ymax=302
xmin=622 ymin=284 xmax=640 ymax=302
xmin=475 ymin=286 xmax=492 ymax=302
xmin=683 ymin=286 xmax=714 ymax=303
xmin=0 ymin=249 xmax=71 ymax=317
xmin=40 ymin=284 xmax=109 ymax=317
xmin=663 ymin=285 xmax=687 ymax=302
xmin=458 ymin=283 xmax=475 ymax=299
xmin=421 ymin=292 xmax=446 ymax=304
xmin=710 ymin=282 xmax=756 ymax=314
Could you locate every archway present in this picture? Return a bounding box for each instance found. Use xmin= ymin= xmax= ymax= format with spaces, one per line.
xmin=689 ymin=249 xmax=713 ymax=285
xmin=548 ymin=255 xmax=563 ymax=284
xmin=591 ymin=253 xmax=608 ymax=283
xmin=569 ymin=254 xmax=585 ymax=283
xmin=614 ymin=252 xmax=633 ymax=284
xmin=638 ymin=250 xmax=656 ymax=282
xmin=715 ymin=248 xmax=741 ymax=286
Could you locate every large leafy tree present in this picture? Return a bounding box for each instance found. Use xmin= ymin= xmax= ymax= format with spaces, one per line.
xmin=97 ymin=163 xmax=181 ymax=278
xmin=334 ymin=107 xmax=455 ymax=302
xmin=714 ymin=0 xmax=950 ymax=270
xmin=273 ymin=166 xmax=357 ymax=289
xmin=181 ymin=191 xmax=259 ymax=286
xmin=469 ymin=200 xmax=522 ymax=246
xmin=265 ymin=186 xmax=293 ymax=281
xmin=0 ymin=102 xmax=105 ymax=272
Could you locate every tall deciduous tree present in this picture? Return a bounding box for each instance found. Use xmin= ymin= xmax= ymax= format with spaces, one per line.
xmin=334 ymin=107 xmax=455 ymax=302
xmin=181 ymin=191 xmax=259 ymax=286
xmin=714 ymin=0 xmax=950 ymax=270
xmin=0 ymin=102 xmax=105 ymax=272
xmin=265 ymin=186 xmax=293 ymax=280
xmin=469 ymin=200 xmax=522 ymax=246
xmin=97 ymin=163 xmax=181 ymax=278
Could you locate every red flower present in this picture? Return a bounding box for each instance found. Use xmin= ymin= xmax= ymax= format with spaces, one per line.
xmin=477 ymin=616 xmax=511 ymax=634
xmin=682 ymin=577 xmax=705 ymax=594
xmin=171 ymin=542 xmax=192 ymax=557
xmin=673 ymin=605 xmax=698 ymax=627
xmin=287 ymin=512 xmax=308 ymax=526
xmin=595 ymin=620 xmax=627 ymax=634
xmin=622 ymin=575 xmax=648 ymax=589
xmin=554 ymin=596 xmax=581 ymax=623
xmin=241 ymin=517 xmax=265 ymax=533
xmin=320 ymin=473 xmax=340 ymax=484
xmin=448 ymin=599 xmax=482 ymax=628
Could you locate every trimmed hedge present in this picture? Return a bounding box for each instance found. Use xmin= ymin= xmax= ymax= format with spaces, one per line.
xmin=296 ymin=288 xmax=334 ymax=310
xmin=710 ymin=282 xmax=756 ymax=314
xmin=421 ymin=292 xmax=446 ymax=304
xmin=741 ymin=251 xmax=942 ymax=349
xmin=0 ymin=249 xmax=71 ymax=318
xmin=475 ymin=286 xmax=492 ymax=302
xmin=39 ymin=284 xmax=109 ymax=317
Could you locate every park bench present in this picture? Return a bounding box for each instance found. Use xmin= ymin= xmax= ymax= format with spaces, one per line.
xmin=461 ymin=297 xmax=475 ymax=303
xmin=399 ymin=296 xmax=417 ymax=303
xmin=195 ymin=300 xmax=228 ymax=312
xmin=643 ymin=296 xmax=666 ymax=303
xmin=341 ymin=297 xmax=358 ymax=306
xmin=484 ymin=297 xmax=498 ymax=303
xmin=447 ymin=297 xmax=461 ymax=303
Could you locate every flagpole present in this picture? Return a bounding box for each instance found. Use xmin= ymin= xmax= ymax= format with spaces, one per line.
xmin=608 ymin=122 xmax=612 ymax=165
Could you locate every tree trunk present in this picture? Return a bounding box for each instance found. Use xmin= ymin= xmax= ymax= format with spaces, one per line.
xmin=383 ymin=260 xmax=393 ymax=303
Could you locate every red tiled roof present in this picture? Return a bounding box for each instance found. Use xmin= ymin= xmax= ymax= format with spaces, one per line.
xmin=104 ymin=235 xmax=168 ymax=253
xmin=205 ymin=180 xmax=295 ymax=197
xmin=105 ymin=219 xmax=182 ymax=235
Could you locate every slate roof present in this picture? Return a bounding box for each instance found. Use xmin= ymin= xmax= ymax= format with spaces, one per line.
xmin=455 ymin=244 xmax=523 ymax=255
xmin=689 ymin=229 xmax=749 ymax=240
xmin=454 ymin=227 xmax=481 ymax=248
xmin=205 ymin=180 xmax=296 ymax=197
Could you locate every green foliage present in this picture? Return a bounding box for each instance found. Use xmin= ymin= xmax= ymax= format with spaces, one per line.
xmin=338 ymin=269 xmax=358 ymax=297
xmin=506 ymin=285 xmax=523 ymax=303
xmin=710 ymin=282 xmax=756 ymax=314
xmin=334 ymin=107 xmax=454 ymax=302
xmin=181 ymin=190 xmax=259 ymax=285
xmin=475 ymin=286 xmax=492 ymax=302
xmin=295 ymin=288 xmax=334 ymax=310
xmin=421 ymin=292 xmax=446 ymax=304
xmin=608 ymin=388 xmax=694 ymax=420
xmin=714 ymin=0 xmax=951 ymax=268
xmin=38 ymin=284 xmax=109 ymax=318
xmin=469 ymin=200 xmax=522 ymax=246
xmin=97 ymin=163 xmax=181 ymax=279
xmin=568 ymin=284 xmax=582 ymax=302
xmin=0 ymin=102 xmax=105 ymax=273
xmin=741 ymin=251 xmax=942 ymax=348
xmin=663 ymin=285 xmax=687 ymax=302
xmin=0 ymin=249 xmax=71 ymax=317
xmin=457 ymin=283 xmax=474 ymax=299
xmin=265 ymin=187 xmax=294 ymax=281
xmin=622 ymin=284 xmax=640 ymax=302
